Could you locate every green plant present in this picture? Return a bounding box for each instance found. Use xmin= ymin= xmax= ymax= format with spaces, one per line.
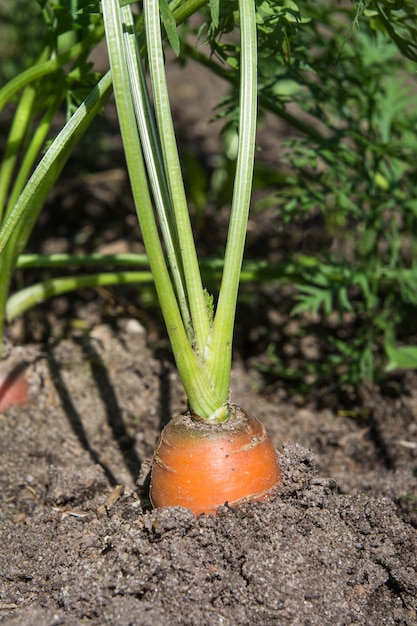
xmin=131 ymin=0 xmax=417 ymax=392
xmin=102 ymin=0 xmax=262 ymax=419
xmin=98 ymin=0 xmax=284 ymax=513
xmin=240 ymin=0 xmax=417 ymax=390
xmin=0 ymin=0 xmax=287 ymax=511
xmin=0 ymin=0 xmax=106 ymax=351
xmin=0 ymin=0 xmax=270 ymax=354
xmin=1 ymin=0 xmax=417 ymax=407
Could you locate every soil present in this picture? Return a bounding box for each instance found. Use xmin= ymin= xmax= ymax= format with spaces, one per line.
xmin=1 ymin=50 xmax=417 ymax=626
xmin=1 ymin=322 xmax=417 ymax=626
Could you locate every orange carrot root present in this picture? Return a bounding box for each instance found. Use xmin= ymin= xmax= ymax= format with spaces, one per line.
xmin=150 ymin=405 xmax=281 ymax=515
xmin=0 ymin=365 xmax=29 ymax=412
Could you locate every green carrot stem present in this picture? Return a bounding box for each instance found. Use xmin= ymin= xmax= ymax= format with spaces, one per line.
xmin=205 ymin=0 xmax=258 ymax=403
xmin=0 ymin=85 xmax=38 ymax=222
xmin=6 ymin=271 xmax=154 ymax=320
xmin=144 ymin=0 xmax=211 ymax=357
xmin=5 ymin=93 xmax=63 ymax=217
xmin=121 ymin=4 xmax=192 ymax=341
xmin=15 ymin=252 xmax=150 ymax=269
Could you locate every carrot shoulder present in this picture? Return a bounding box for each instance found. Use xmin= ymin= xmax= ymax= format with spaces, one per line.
xmin=0 ymin=364 xmax=29 ymax=412
xmin=150 ymin=405 xmax=281 ymax=515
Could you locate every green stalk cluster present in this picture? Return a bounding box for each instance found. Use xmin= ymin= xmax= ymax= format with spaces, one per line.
xmin=101 ymin=0 xmax=257 ymax=421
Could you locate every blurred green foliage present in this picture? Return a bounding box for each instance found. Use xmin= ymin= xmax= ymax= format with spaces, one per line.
xmin=0 ymin=1 xmax=45 ymax=84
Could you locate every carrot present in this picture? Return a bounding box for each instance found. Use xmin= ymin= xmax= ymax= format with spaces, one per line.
xmin=0 ymin=364 xmax=29 ymax=412
xmin=150 ymin=405 xmax=281 ymax=516
xmin=102 ymin=0 xmax=279 ymax=516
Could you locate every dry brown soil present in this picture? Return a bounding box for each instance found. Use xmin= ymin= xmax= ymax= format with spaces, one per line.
xmin=1 ymin=321 xmax=417 ymax=626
